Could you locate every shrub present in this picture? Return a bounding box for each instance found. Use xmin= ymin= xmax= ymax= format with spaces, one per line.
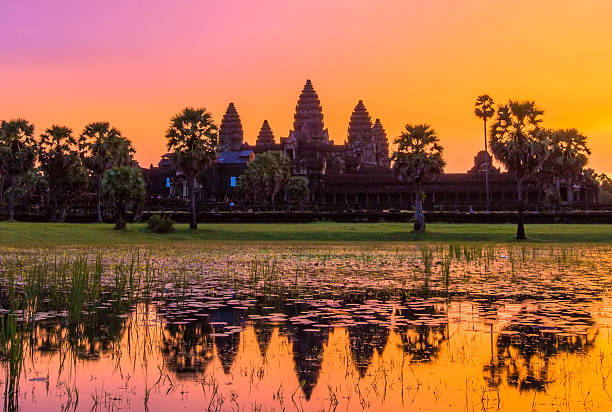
xmin=147 ymin=214 xmax=175 ymax=233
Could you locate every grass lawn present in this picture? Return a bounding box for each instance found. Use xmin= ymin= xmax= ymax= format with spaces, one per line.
xmin=0 ymin=221 xmax=610 ymax=247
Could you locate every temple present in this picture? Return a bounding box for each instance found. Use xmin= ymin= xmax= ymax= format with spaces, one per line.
xmin=144 ymin=80 xmax=596 ymax=209
xmin=218 ymin=102 xmax=244 ymax=152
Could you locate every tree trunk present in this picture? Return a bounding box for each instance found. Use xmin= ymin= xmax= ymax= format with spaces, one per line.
xmin=567 ymin=179 xmax=574 ymax=205
xmin=484 ymin=119 xmax=490 ymax=212
xmin=8 ymin=175 xmax=15 ymax=221
xmin=58 ymin=205 xmax=67 ymax=223
xmin=516 ymin=179 xmax=526 ymax=240
xmin=413 ymin=184 xmax=425 ymax=232
xmin=0 ymin=174 xmax=4 ymax=205
xmin=97 ymin=175 xmax=103 ymax=223
xmin=50 ymin=195 xmax=58 ymax=223
xmin=114 ymin=205 xmax=126 ymax=230
xmin=189 ymin=176 xmax=197 ymax=230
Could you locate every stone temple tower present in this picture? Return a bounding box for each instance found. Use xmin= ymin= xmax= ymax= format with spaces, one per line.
xmin=372 ymin=118 xmax=390 ymax=168
xmin=347 ymin=100 xmax=376 ymax=166
xmin=219 ymin=102 xmax=244 ymax=152
xmin=256 ymin=120 xmax=275 ymax=146
xmin=291 ymin=80 xmax=329 ymax=143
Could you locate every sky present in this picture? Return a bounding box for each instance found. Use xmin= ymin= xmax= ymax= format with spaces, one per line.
xmin=1 ymin=0 xmax=611 ymax=174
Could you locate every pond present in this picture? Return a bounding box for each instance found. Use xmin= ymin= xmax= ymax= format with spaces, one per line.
xmin=1 ymin=243 xmax=611 ymax=411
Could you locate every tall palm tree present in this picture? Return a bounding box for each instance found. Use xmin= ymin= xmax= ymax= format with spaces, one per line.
xmin=165 ymin=107 xmax=218 ymax=230
xmin=392 ymin=124 xmax=445 ymax=232
xmin=0 ymin=119 xmax=37 ymax=221
xmin=78 ymin=122 xmax=135 ymax=223
xmin=475 ymin=94 xmax=495 ymax=211
xmin=489 ymin=101 xmax=550 ymax=240
xmin=39 ymin=125 xmax=88 ymax=222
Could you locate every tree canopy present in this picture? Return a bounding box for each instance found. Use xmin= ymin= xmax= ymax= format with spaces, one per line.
xmin=0 ymin=119 xmax=37 ymax=220
xmin=165 ymin=107 xmax=218 ymax=229
xmin=238 ymin=151 xmax=291 ymax=205
xmin=286 ymin=176 xmax=310 ymax=205
xmin=39 ymin=125 xmax=88 ymax=221
xmin=489 ymin=100 xmax=550 ymax=239
xmin=392 ymin=124 xmax=445 ymax=231
xmin=78 ymin=121 xmax=135 ymax=222
xmin=102 ymin=166 xmax=145 ymax=230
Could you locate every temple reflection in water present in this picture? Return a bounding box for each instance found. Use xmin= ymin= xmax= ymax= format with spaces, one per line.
xmin=11 ymin=297 xmax=607 ymax=411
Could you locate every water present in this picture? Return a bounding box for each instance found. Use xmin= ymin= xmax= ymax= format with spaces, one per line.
xmin=1 ymin=243 xmax=611 ymax=411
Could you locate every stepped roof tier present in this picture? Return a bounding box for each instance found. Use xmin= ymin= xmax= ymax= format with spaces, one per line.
xmin=256 ymin=120 xmax=275 ymax=146
xmin=293 ymin=80 xmax=326 ymax=142
xmin=219 ymin=102 xmax=244 ymax=151
xmin=372 ymin=118 xmax=390 ymax=167
xmin=347 ymin=100 xmax=373 ymax=145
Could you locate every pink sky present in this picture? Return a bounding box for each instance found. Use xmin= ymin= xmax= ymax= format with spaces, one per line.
xmin=1 ymin=0 xmax=611 ymax=174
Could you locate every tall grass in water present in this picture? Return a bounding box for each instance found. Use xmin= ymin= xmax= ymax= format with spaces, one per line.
xmin=68 ymin=258 xmax=90 ymax=325
xmin=1 ymin=314 xmax=24 ymax=411
xmin=441 ymin=255 xmax=452 ymax=294
xmin=248 ymin=259 xmax=282 ymax=298
xmin=420 ymin=246 xmax=433 ymax=296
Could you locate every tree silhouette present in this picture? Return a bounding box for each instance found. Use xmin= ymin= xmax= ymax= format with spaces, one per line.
xmin=489 ymin=101 xmax=549 ymax=240
xmin=0 ymin=119 xmax=36 ymax=220
xmin=392 ymin=124 xmax=445 ymax=232
xmin=238 ymin=151 xmax=291 ymax=206
xmin=475 ymin=94 xmax=495 ymax=210
xmin=101 ymin=166 xmax=145 ymax=229
xmin=78 ymin=122 xmax=135 ymax=222
xmin=541 ymin=128 xmax=590 ymax=204
xmin=165 ymin=107 xmax=218 ymax=230
xmin=39 ymin=125 xmax=88 ymax=221
xmin=286 ymin=176 xmax=310 ymax=206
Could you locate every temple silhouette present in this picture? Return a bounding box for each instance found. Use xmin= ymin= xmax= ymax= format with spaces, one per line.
xmin=145 ymin=80 xmax=595 ymax=210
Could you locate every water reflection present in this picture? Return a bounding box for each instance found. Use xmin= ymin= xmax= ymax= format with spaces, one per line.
xmin=488 ymin=302 xmax=597 ymax=392
xmin=2 ymin=244 xmax=612 ymax=411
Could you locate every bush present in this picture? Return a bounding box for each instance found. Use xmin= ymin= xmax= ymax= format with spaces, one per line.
xmin=147 ymin=214 xmax=175 ymax=233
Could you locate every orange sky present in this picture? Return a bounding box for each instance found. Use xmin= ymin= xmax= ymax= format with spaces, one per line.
xmin=1 ymin=0 xmax=611 ymax=174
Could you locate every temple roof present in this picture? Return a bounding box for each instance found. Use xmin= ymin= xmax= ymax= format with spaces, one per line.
xmin=347 ymin=100 xmax=373 ymax=145
xmin=256 ymin=120 xmax=275 ymax=146
xmin=219 ymin=102 xmax=244 ymax=151
xmin=293 ymin=79 xmax=325 ymax=141
xmin=217 ymin=150 xmax=253 ymax=164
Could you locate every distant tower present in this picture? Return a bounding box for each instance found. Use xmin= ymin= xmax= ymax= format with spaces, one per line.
xmin=292 ymin=80 xmax=328 ymax=143
xmin=256 ymin=120 xmax=275 ymax=146
xmin=219 ymin=102 xmax=244 ymax=151
xmin=347 ymin=100 xmax=376 ymax=166
xmin=372 ymin=119 xmax=390 ymax=168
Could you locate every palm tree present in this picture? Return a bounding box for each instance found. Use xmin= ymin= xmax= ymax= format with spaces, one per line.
xmin=39 ymin=125 xmax=88 ymax=221
xmin=266 ymin=151 xmax=291 ymax=206
xmin=102 ymin=166 xmax=145 ymax=230
xmin=165 ymin=107 xmax=218 ymax=230
xmin=78 ymin=122 xmax=135 ymax=223
xmin=237 ymin=151 xmax=291 ymax=206
xmin=0 ymin=119 xmax=37 ymax=221
xmin=392 ymin=124 xmax=445 ymax=232
xmin=543 ymin=129 xmax=590 ymax=204
xmin=489 ymin=101 xmax=550 ymax=240
xmin=474 ymin=94 xmax=495 ymax=211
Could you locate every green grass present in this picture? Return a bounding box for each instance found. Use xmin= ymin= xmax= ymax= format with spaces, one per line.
xmin=0 ymin=221 xmax=610 ymax=247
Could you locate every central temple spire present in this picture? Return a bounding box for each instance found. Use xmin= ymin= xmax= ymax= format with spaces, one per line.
xmin=347 ymin=100 xmax=373 ymax=145
xmin=293 ymin=79 xmax=325 ymax=142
